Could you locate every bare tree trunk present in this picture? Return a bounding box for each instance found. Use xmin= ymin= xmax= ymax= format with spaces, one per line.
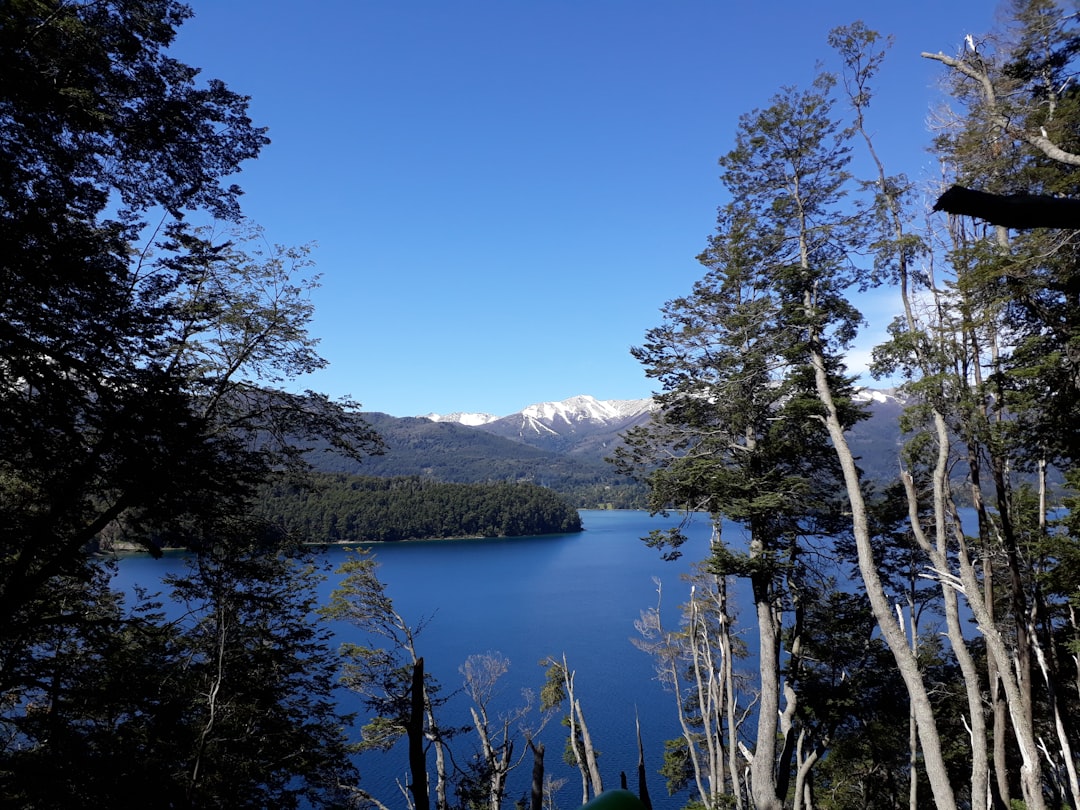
xmin=690 ymin=580 xmax=728 ymax=806
xmin=529 ymin=741 xmax=545 ymax=810
xmin=792 ymin=729 xmax=822 ymax=810
xmin=469 ymin=705 xmax=509 ymax=810
xmin=1032 ymin=622 xmax=1080 ymax=809
xmin=561 ymin=658 xmax=602 ymax=800
xmin=748 ymin=564 xmax=783 ymax=810
xmin=909 ymin=693 xmax=918 ymax=810
xmin=721 ymin=575 xmax=743 ymax=810
xmin=636 ymin=712 xmax=653 ymax=810
xmin=980 ymin=490 xmax=1011 ymax=810
xmin=927 ymin=411 xmax=989 ymax=810
xmin=575 ymin=698 xmax=603 ymax=797
xmin=408 ymin=659 xmax=430 ymax=810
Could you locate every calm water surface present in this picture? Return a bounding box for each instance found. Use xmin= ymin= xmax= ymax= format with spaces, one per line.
xmin=115 ymin=510 xmax=743 ymax=809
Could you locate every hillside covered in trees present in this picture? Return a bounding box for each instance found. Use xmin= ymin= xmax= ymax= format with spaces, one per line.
xmin=310 ymin=412 xmax=648 ymax=508
xmin=257 ymin=474 xmax=583 ymax=542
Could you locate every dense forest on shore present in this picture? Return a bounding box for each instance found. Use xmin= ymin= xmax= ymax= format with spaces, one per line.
xmin=256 ymin=474 xmax=583 ymax=542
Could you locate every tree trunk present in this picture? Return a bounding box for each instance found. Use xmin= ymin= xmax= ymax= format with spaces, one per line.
xmin=408 ymin=659 xmax=430 ymax=810
xmin=636 ymin=712 xmax=653 ymax=810
xmin=749 ymin=564 xmax=783 ymax=810
xmin=575 ymin=698 xmax=604 ymax=797
xmin=721 ymin=575 xmax=743 ymax=810
xmin=808 ymin=346 xmax=959 ymax=810
xmin=529 ymin=741 xmax=544 ymax=810
xmin=928 ymin=411 xmax=988 ymax=810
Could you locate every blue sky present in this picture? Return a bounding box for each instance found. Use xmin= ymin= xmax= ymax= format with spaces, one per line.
xmin=172 ymin=0 xmax=996 ymax=417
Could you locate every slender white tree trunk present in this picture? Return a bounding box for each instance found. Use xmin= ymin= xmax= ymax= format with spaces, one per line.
xmin=808 ymin=342 xmax=958 ymax=810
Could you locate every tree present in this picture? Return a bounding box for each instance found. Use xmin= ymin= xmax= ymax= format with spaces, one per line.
xmin=616 ymin=72 xmax=880 ymax=810
xmin=1 ymin=1 xmax=381 ymax=804
xmin=0 ymin=0 xmax=379 ymax=644
xmin=459 ymin=652 xmax=534 ymax=810
xmin=1 ymin=522 xmax=362 ymax=809
xmin=893 ymin=4 xmax=1080 ymax=806
xmin=164 ymin=524 xmax=361 ymax=809
xmin=539 ymin=654 xmax=604 ymax=804
xmin=633 ymin=569 xmax=745 ymax=809
xmin=829 ymin=22 xmax=997 ymax=810
xmin=321 ymin=548 xmax=453 ymax=810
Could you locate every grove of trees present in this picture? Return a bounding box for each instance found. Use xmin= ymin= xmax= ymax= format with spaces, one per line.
xmin=255 ymin=474 xmax=584 ymax=542
xmin=615 ymin=3 xmax=1080 ymax=809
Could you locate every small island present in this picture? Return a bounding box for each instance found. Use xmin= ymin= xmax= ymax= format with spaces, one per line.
xmin=257 ymin=473 xmax=583 ymax=542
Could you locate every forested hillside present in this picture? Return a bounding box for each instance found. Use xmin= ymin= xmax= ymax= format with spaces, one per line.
xmin=311 ymin=412 xmax=647 ymax=508
xmin=256 ymin=474 xmax=583 ymax=542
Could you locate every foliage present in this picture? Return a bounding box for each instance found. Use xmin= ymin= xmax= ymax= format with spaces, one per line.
xmin=0 ymin=1 xmax=378 ymax=805
xmin=1 ymin=521 xmax=360 ymax=808
xmin=619 ymin=5 xmax=1080 ymax=809
xmin=256 ymin=473 xmax=583 ymax=542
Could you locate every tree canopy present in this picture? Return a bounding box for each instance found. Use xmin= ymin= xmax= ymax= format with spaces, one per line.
xmin=255 ymin=473 xmax=584 ymax=543
xmin=618 ymin=5 xmax=1080 ymax=809
xmin=1 ymin=1 xmax=380 ymax=804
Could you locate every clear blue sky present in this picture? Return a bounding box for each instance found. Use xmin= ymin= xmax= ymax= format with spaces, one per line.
xmin=172 ymin=0 xmax=997 ymax=417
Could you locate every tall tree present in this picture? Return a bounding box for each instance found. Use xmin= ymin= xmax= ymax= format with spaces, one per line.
xmin=616 ymin=74 xmax=879 ymax=810
xmin=913 ymin=4 xmax=1080 ymax=806
xmin=1 ymin=2 xmax=381 ymax=804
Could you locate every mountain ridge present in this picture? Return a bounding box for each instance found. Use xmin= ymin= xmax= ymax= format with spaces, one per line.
xmin=420 ymin=394 xmax=657 ymax=457
xmin=305 ymin=390 xmax=910 ymax=508
xmin=420 ymin=393 xmax=655 ymax=428
xmin=412 ymin=389 xmax=908 ymax=481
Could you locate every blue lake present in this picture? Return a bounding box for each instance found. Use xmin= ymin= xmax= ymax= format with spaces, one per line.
xmin=111 ymin=510 xmax=750 ymax=808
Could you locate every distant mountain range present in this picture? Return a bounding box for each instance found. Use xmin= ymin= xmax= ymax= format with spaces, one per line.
xmin=423 ymin=395 xmax=656 ymax=457
xmin=306 ymin=391 xmax=911 ymax=507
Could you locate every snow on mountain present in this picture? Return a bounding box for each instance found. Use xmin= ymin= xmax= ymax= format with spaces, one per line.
xmin=424 ymin=391 xmax=898 ymax=429
xmin=853 ymin=387 xmax=905 ymax=406
xmin=519 ymin=394 xmax=653 ymax=427
xmin=421 ymin=411 xmax=500 ymax=427
xmin=465 ymin=394 xmax=656 ymax=455
xmin=415 ymin=390 xmax=904 ymax=474
xmin=422 ymin=395 xmax=655 ymax=429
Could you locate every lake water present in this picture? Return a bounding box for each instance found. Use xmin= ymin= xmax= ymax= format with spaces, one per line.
xmin=113 ymin=509 xmax=731 ymax=809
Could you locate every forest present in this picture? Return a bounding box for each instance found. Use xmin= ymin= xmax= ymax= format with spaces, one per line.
xmin=1 ymin=1 xmax=1079 ymax=809
xmin=609 ymin=7 xmax=1080 ymax=810
xmin=255 ymin=474 xmax=583 ymax=542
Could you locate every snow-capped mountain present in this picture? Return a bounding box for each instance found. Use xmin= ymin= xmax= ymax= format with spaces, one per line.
xmin=423 ymin=395 xmax=654 ymax=429
xmin=421 ymin=411 xmax=500 ymax=427
xmin=853 ymin=387 xmax=905 ymax=407
xmin=417 ymin=390 xmax=907 ymax=476
xmin=423 ymin=395 xmax=656 ymax=456
xmin=517 ymin=395 xmax=654 ymax=432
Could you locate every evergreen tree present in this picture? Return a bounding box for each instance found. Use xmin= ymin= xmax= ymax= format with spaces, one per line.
xmin=615 ymin=74 xmax=873 ymax=810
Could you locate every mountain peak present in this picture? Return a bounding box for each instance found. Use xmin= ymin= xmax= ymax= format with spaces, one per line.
xmin=422 ymin=395 xmax=655 ymax=426
xmin=521 ymin=394 xmax=618 ymax=424
xmin=421 ymin=411 xmax=500 ymax=426
xmin=853 ymin=387 xmax=906 ymax=406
